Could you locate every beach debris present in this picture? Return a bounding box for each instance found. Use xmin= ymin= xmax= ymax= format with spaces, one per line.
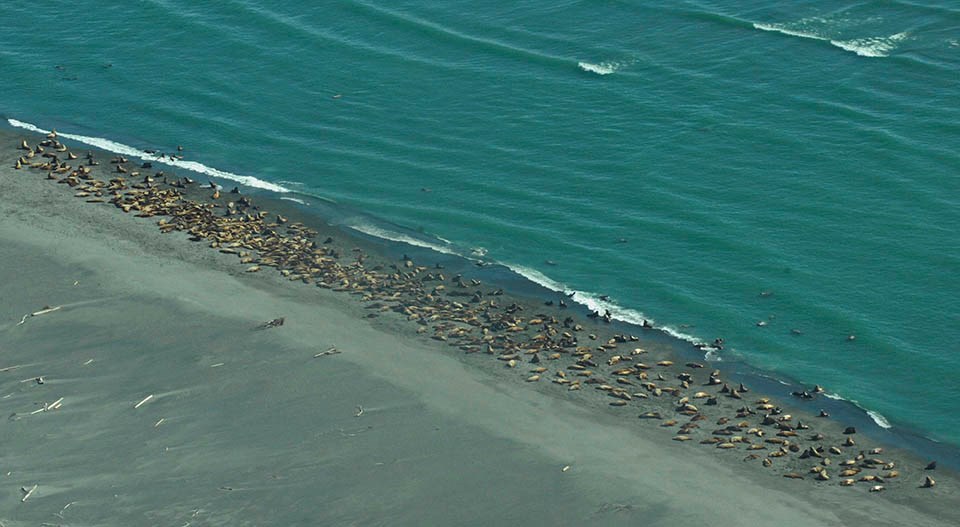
xmin=255 ymin=317 xmax=285 ymax=330
xmin=29 ymin=397 xmax=64 ymax=415
xmin=134 ymin=394 xmax=154 ymax=409
xmin=16 ymin=305 xmax=62 ymax=326
xmin=21 ymin=484 xmax=38 ymax=503
xmin=355 ymin=405 xmax=364 ymax=417
xmin=56 ymin=501 xmax=76 ymax=519
xmin=314 ymin=346 xmax=340 ymax=358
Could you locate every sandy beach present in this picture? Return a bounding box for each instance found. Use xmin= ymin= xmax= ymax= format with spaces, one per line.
xmin=1 ymin=128 xmax=957 ymax=526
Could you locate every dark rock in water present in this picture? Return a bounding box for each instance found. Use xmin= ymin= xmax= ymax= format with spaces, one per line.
xmin=925 ymin=461 xmax=937 ymax=470
xmin=843 ymin=426 xmax=856 ymax=435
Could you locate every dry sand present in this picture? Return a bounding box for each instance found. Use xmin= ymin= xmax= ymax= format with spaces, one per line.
xmin=0 ymin=131 xmax=957 ymax=526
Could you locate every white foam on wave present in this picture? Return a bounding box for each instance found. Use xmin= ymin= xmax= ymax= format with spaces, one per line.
xmin=753 ymin=20 xmax=907 ymax=58
xmin=752 ymin=22 xmax=828 ymax=42
xmin=822 ymin=392 xmax=893 ymax=429
xmin=7 ymin=118 xmax=290 ymax=193
xmin=577 ymin=61 xmax=622 ymax=75
xmin=830 ymin=32 xmax=908 ymax=57
xmin=867 ymin=410 xmax=893 ymax=429
xmin=504 ymin=263 xmax=709 ymax=347
xmin=703 ymin=349 xmax=723 ymax=362
xmin=346 ymin=222 xmax=458 ymax=256
xmin=280 ymin=196 xmax=308 ymax=205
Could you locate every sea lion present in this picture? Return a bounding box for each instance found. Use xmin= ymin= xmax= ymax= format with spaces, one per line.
xmin=925 ymin=461 xmax=937 ymax=470
xmin=922 ymin=476 xmax=935 ymax=488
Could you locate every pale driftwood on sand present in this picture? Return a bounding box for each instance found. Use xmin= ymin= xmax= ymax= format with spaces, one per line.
xmin=134 ymin=394 xmax=154 ymax=409
xmin=21 ymin=484 xmax=37 ymax=503
xmin=16 ymin=305 xmax=63 ymax=326
xmin=313 ymin=346 xmax=340 ymax=358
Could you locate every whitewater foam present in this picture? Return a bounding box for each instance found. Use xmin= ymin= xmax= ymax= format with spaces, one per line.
xmin=577 ymin=61 xmax=622 ymax=75
xmin=7 ymin=118 xmax=290 ymax=193
xmin=822 ymin=393 xmax=893 ymax=429
xmin=753 ymin=20 xmax=907 ymax=58
xmin=346 ymin=221 xmax=458 ymax=256
xmin=867 ymin=410 xmax=893 ymax=429
xmin=830 ymin=32 xmax=908 ymax=58
xmin=504 ymin=263 xmax=708 ymax=347
xmin=752 ymin=23 xmax=827 ymax=42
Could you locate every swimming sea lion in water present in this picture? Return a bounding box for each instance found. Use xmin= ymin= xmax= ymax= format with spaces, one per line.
xmin=922 ymin=476 xmax=935 ymax=488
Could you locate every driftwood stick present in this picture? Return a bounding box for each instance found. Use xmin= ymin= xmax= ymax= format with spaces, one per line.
xmin=313 ymin=346 xmax=340 ymax=358
xmin=21 ymin=484 xmax=37 ymax=502
xmin=134 ymin=394 xmax=154 ymax=409
xmin=31 ymin=306 xmax=61 ymax=317
xmin=16 ymin=305 xmax=62 ymax=327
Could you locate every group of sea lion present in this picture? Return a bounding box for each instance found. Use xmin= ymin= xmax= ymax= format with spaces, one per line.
xmin=8 ymin=134 xmax=941 ymax=493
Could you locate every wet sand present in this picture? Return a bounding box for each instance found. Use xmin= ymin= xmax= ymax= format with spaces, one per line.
xmin=1 ymin=129 xmax=957 ymax=526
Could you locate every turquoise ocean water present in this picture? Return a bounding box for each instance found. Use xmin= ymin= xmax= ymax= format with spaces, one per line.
xmin=2 ymin=1 xmax=958 ymax=445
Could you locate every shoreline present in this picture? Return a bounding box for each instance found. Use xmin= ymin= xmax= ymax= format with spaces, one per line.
xmin=1 ymin=126 xmax=957 ymax=525
xmin=6 ymin=117 xmax=949 ymax=463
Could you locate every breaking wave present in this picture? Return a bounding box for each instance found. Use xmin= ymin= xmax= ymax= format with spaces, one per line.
xmin=7 ymin=118 xmax=290 ymax=193
xmin=578 ymin=61 xmax=623 ymax=75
